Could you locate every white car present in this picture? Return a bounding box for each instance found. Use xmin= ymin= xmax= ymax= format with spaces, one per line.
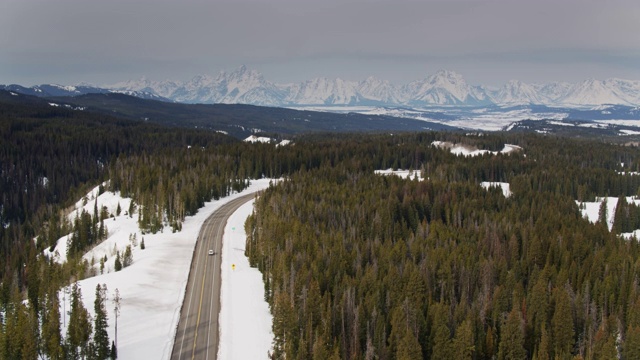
xmin=208 ymin=249 xmax=214 ymax=256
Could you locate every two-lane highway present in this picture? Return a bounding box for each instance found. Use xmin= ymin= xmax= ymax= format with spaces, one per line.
xmin=171 ymin=193 xmax=257 ymax=360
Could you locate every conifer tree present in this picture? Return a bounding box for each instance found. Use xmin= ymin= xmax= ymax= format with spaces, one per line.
xmin=534 ymin=324 xmax=550 ymax=360
xmin=624 ymin=325 xmax=640 ymax=360
xmin=396 ymin=327 xmax=422 ymax=360
xmin=551 ymin=288 xmax=574 ymax=358
xmin=122 ymin=245 xmax=133 ymax=267
xmin=598 ymin=197 xmax=608 ymax=228
xmin=114 ymin=251 xmax=122 ymax=272
xmin=66 ymin=282 xmax=92 ymax=358
xmin=498 ymin=307 xmax=526 ymax=360
xmin=430 ymin=303 xmax=452 ymax=359
xmin=93 ymin=284 xmax=110 ymax=359
xmin=453 ymin=318 xmax=475 ymax=359
xmin=110 ymin=340 xmax=117 ymax=359
xmin=42 ymin=290 xmax=64 ymax=360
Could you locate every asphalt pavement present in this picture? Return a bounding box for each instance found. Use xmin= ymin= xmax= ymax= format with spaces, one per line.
xmin=171 ymin=193 xmax=257 ymax=360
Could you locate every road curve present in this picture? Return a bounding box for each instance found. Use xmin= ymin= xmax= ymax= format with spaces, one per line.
xmin=171 ymin=193 xmax=257 ymax=360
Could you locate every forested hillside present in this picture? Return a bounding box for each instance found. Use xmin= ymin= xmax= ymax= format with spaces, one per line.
xmin=5 ymin=90 xmax=640 ymax=360
xmin=0 ymin=97 xmax=288 ymax=358
xmin=246 ymin=133 xmax=640 ymax=359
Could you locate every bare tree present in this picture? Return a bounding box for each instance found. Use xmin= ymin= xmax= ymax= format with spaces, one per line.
xmin=112 ymin=288 xmax=121 ymax=348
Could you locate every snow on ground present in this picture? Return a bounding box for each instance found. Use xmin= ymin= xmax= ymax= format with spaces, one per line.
xmin=621 ymin=229 xmax=640 ymax=240
xmin=620 ymin=129 xmax=640 ymax=135
xmin=577 ymin=196 xmax=640 ymax=236
xmin=374 ymin=169 xmax=424 ymax=181
xmin=218 ymin=199 xmax=273 ymax=360
xmin=432 ymin=141 xmax=523 ymax=157
xmin=289 ymin=106 xmax=570 ymax=132
xmin=44 ymin=183 xmax=132 ymax=264
xmin=244 ymin=135 xmax=273 ymax=143
xmin=576 ymin=196 xmax=636 ymax=232
xmin=51 ymin=179 xmax=275 ymax=360
xmin=597 ymin=120 xmax=640 ymax=127
xmin=481 ymin=182 xmax=512 ymax=198
xmin=244 ymin=135 xmax=292 ymax=147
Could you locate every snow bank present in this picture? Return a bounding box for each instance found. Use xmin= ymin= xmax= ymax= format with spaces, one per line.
xmin=218 ymin=199 xmax=273 ymax=359
xmin=54 ymin=179 xmax=275 ymax=360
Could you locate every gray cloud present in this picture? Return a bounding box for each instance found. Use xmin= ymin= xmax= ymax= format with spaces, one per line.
xmin=1 ymin=0 xmax=639 ymax=86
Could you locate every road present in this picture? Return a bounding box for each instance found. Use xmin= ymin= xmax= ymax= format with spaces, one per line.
xmin=171 ymin=193 xmax=257 ymax=360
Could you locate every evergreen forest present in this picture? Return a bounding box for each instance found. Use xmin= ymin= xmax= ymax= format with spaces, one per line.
xmin=4 ymin=93 xmax=640 ymax=359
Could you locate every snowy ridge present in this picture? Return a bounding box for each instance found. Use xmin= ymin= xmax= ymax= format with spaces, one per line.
xmin=99 ymin=66 xmax=640 ymax=107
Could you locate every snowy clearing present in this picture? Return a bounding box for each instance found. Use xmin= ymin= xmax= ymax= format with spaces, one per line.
xmin=432 ymin=141 xmax=522 ymax=157
xmin=374 ymin=169 xmax=424 ymax=181
xmin=620 ymin=129 xmax=640 ymax=135
xmin=244 ymin=135 xmax=272 ymax=143
xmin=575 ymin=196 xmax=640 ymax=232
xmin=50 ymin=179 xmax=275 ymax=359
xmin=480 ymin=182 xmax=512 ymax=198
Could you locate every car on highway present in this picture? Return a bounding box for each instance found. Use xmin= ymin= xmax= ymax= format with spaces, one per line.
xmin=208 ymin=249 xmax=214 ymax=255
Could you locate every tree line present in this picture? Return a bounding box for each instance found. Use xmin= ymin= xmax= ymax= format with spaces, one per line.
xmin=246 ymin=134 xmax=640 ymax=359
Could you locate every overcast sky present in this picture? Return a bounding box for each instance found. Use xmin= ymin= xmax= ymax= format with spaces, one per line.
xmin=2 ymin=0 xmax=639 ymax=87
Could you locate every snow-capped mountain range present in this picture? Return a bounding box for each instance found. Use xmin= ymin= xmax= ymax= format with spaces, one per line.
xmin=107 ymin=66 xmax=640 ymax=107
xmin=5 ymin=65 xmax=640 ymax=107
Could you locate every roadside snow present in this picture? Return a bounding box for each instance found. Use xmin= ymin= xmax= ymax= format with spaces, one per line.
xmin=218 ymin=199 xmax=273 ymax=359
xmin=52 ymin=179 xmax=275 ymax=360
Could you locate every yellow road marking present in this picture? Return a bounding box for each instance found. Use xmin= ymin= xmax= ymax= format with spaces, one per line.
xmin=192 ymin=251 xmax=209 ymax=359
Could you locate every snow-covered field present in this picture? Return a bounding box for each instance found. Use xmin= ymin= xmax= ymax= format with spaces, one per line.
xmin=576 ymin=196 xmax=640 ymax=237
xmin=375 ymin=171 xmax=512 ymax=199
xmin=48 ymin=179 xmax=275 ymax=359
xmin=481 ymin=182 xmax=512 ymax=198
xmin=288 ymin=105 xmax=571 ymax=132
xmin=432 ymin=141 xmax=522 ymax=157
xmin=374 ymin=169 xmax=424 ymax=181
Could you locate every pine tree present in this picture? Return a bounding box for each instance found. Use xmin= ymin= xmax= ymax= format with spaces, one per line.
xmin=93 ymin=284 xmax=110 ymax=359
xmin=66 ymin=282 xmax=92 ymax=358
xmin=453 ymin=318 xmax=475 ymax=359
xmin=534 ymin=324 xmax=550 ymax=360
xmin=114 ymin=251 xmax=122 ymax=272
xmin=624 ymin=325 xmax=640 ymax=360
xmin=430 ymin=303 xmax=452 ymax=359
xmin=396 ymin=327 xmax=422 ymax=360
xmin=122 ymin=245 xmax=133 ymax=267
xmin=42 ymin=290 xmax=64 ymax=360
xmin=110 ymin=340 xmax=118 ymax=359
xmin=498 ymin=307 xmax=526 ymax=360
xmin=551 ymin=288 xmax=574 ymax=358
xmin=598 ymin=197 xmax=608 ymax=228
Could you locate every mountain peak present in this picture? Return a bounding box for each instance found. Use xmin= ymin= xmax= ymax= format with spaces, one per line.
xmin=94 ymin=66 xmax=640 ymax=107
